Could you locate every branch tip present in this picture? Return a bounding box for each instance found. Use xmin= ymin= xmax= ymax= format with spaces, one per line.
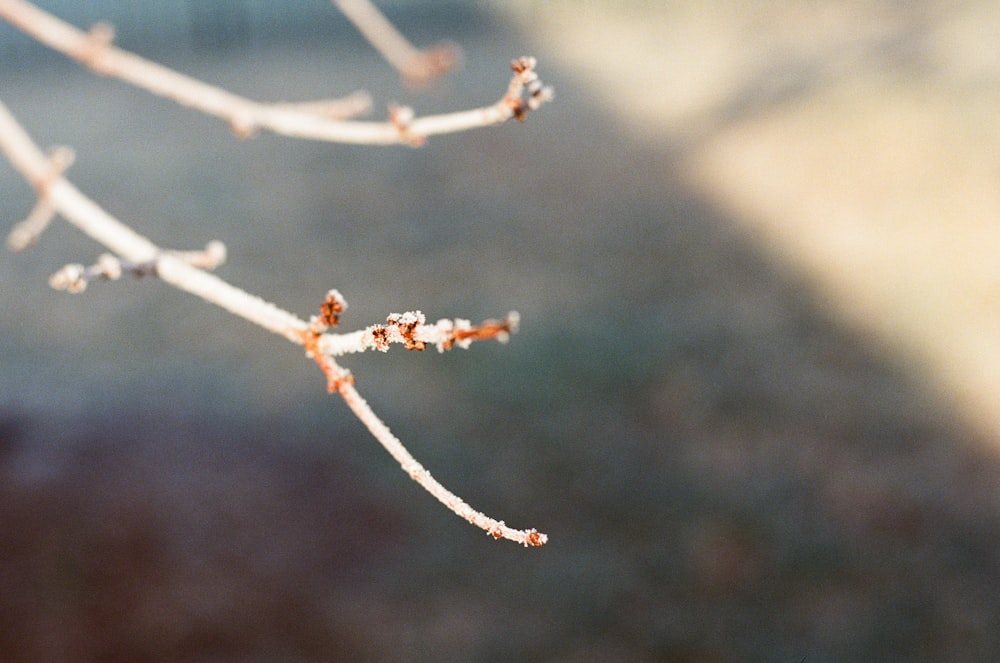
xmin=504 ymin=57 xmax=554 ymax=122
xmin=48 ymin=262 xmax=88 ymax=293
xmin=440 ymin=312 xmax=520 ymax=351
xmin=173 ymin=240 xmax=227 ymax=270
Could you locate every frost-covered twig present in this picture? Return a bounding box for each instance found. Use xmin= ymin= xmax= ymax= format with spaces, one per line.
xmin=295 ymin=292 xmax=520 ymax=381
xmin=49 ymin=241 xmax=227 ymax=293
xmin=315 ymin=307 xmax=520 ymax=357
xmin=0 ymin=0 xmax=552 ymax=145
xmin=0 ymin=98 xmax=547 ymax=546
xmin=332 ymin=0 xmax=460 ymax=87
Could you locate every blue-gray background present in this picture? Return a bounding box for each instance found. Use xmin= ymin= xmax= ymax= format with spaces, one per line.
xmin=3 ymin=2 xmax=1000 ymax=661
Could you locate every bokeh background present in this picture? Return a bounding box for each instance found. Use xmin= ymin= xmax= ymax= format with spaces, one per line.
xmin=3 ymin=1 xmax=1000 ymax=660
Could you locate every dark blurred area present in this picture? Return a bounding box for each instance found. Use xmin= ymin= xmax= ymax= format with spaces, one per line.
xmin=3 ymin=2 xmax=1000 ymax=661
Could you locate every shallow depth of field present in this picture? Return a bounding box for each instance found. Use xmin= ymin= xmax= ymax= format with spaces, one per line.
xmin=2 ymin=2 xmax=1000 ymax=661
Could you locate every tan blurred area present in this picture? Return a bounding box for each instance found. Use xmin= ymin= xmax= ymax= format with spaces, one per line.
xmin=511 ymin=1 xmax=1000 ymax=444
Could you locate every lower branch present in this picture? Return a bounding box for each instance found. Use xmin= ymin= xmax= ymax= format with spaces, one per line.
xmin=0 ymin=98 xmax=546 ymax=547
xmin=337 ymin=381 xmax=546 ymax=547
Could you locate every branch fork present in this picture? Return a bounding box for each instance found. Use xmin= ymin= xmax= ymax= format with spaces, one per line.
xmin=74 ymin=21 xmax=114 ymax=72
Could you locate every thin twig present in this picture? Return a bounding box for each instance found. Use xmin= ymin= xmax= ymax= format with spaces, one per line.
xmin=48 ymin=241 xmax=227 ymax=293
xmin=0 ymin=0 xmax=551 ymax=145
xmin=5 ymin=145 xmax=73 ymax=250
xmin=0 ymin=98 xmax=546 ymax=546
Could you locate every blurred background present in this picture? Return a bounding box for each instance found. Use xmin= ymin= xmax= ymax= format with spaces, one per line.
xmin=2 ymin=1 xmax=1000 ymax=660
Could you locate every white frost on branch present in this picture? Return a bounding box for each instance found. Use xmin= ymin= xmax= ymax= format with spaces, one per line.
xmin=317 ymin=310 xmax=520 ymax=356
xmin=0 ymin=0 xmax=549 ymax=547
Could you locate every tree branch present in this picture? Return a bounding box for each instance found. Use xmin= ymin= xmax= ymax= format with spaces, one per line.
xmin=0 ymin=0 xmax=552 ymax=145
xmin=0 ymin=98 xmax=547 ymax=546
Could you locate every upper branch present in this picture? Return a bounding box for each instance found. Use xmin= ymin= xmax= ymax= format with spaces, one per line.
xmin=0 ymin=0 xmax=552 ymax=145
xmin=331 ymin=0 xmax=460 ymax=87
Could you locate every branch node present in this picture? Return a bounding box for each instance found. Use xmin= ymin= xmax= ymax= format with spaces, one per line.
xmin=77 ymin=22 xmax=115 ymax=73
xmin=524 ymin=529 xmax=547 ymax=547
xmin=387 ymin=311 xmax=427 ymax=350
xmin=44 ymin=145 xmax=75 ymax=180
xmin=329 ymin=369 xmax=356 ymax=394
xmin=319 ymin=288 xmax=348 ymax=328
xmin=25 ymin=144 xmax=75 ymax=195
xmin=370 ymin=325 xmax=390 ymax=351
xmin=171 ymin=240 xmax=227 ymax=270
xmin=229 ymin=113 xmax=259 ymax=140
xmin=95 ymin=252 xmax=123 ymax=280
xmin=388 ymin=104 xmax=425 ymax=147
xmin=294 ymin=318 xmax=355 ymax=393
xmin=403 ymin=461 xmax=426 ymax=481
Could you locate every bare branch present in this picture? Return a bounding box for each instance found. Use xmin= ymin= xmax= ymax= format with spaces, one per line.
xmin=332 ymin=0 xmax=461 ymax=87
xmin=0 ymin=0 xmax=551 ymax=145
xmin=0 ymin=98 xmax=547 ymax=546
xmin=48 ymin=241 xmax=226 ymax=293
